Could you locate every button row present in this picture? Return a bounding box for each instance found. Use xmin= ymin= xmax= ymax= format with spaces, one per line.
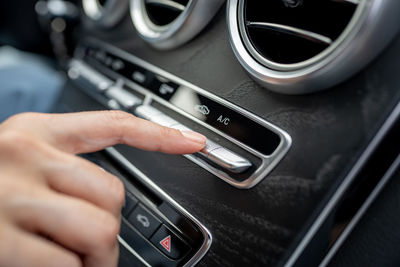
xmin=68 ymin=61 xmax=252 ymax=173
xmin=122 ymin=191 xmax=190 ymax=259
xmin=135 ymin=105 xmax=252 ymax=173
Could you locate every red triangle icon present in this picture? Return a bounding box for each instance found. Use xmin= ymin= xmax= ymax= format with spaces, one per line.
xmin=160 ymin=235 xmax=171 ymax=253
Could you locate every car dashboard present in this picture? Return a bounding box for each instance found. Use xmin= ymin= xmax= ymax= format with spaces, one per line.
xmin=49 ymin=0 xmax=400 ymax=266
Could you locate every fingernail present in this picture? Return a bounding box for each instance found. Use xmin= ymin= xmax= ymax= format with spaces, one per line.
xmin=181 ymin=130 xmax=207 ymax=144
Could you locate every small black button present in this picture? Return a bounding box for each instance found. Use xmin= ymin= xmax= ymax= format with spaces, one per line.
xmin=122 ymin=191 xmax=138 ymax=217
xmin=128 ymin=204 xmax=161 ymax=238
xmin=150 ymin=225 xmax=191 ymax=260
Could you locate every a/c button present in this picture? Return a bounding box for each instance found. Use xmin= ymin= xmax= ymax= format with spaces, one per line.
xmin=150 ymin=225 xmax=191 ymax=260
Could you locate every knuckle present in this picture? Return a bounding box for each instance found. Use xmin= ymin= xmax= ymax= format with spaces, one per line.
xmin=105 ymin=174 xmax=125 ymax=211
xmin=0 ymin=130 xmax=39 ymax=153
xmin=67 ymin=156 xmax=81 ymax=171
xmin=104 ymin=110 xmax=135 ymax=143
xmin=110 ymin=178 xmax=125 ymax=210
xmin=95 ymin=213 xmax=120 ymax=248
xmin=158 ymin=126 xmax=173 ymax=140
xmin=106 ymin=110 xmax=132 ymax=123
xmin=154 ymin=126 xmax=176 ymax=151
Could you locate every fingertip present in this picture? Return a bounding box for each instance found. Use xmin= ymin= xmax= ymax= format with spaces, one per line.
xmin=180 ymin=131 xmax=207 ymax=147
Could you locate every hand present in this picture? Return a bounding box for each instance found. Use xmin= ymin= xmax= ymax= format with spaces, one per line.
xmin=0 ymin=111 xmax=206 ymax=267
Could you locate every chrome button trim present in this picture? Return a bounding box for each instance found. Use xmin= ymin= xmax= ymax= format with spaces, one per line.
xmin=105 ymin=86 xmax=142 ymax=108
xmin=170 ymin=123 xmax=191 ymax=132
xmin=207 ymin=147 xmax=252 ymax=174
xmin=135 ymin=105 xmax=163 ymax=119
xmin=200 ymin=140 xmax=221 ymax=155
xmin=150 ymin=113 xmax=179 ymax=127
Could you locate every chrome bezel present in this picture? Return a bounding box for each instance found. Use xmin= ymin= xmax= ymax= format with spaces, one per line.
xmin=285 ymin=100 xmax=400 ymax=267
xmin=238 ymin=0 xmax=367 ymax=72
xmin=130 ymin=0 xmax=225 ymax=49
xmin=228 ymin=0 xmax=400 ymax=94
xmin=82 ymin=0 xmax=128 ymax=28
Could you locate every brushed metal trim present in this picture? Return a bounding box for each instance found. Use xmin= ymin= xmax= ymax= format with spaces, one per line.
xmin=106 ymin=147 xmax=212 ymax=267
xmin=78 ymin=39 xmax=292 ymax=189
xmin=228 ymin=0 xmax=400 ymax=94
xmin=129 ymin=0 xmax=225 ymax=49
xmin=320 ymin=154 xmax=400 ymax=266
xmin=82 ymin=0 xmax=128 ymax=28
xmin=284 ymin=100 xmax=400 ymax=266
xmin=117 ymin=236 xmax=152 ymax=267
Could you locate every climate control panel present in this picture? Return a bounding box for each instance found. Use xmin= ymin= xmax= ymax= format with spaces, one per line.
xmin=68 ymin=39 xmax=291 ymax=189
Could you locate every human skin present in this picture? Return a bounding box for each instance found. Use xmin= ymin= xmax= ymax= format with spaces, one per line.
xmin=0 ymin=110 xmax=206 ymax=267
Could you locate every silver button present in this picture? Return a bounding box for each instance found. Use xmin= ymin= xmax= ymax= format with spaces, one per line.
xmin=150 ymin=114 xmax=179 ymax=127
xmin=135 ymin=105 xmax=179 ymax=127
xmin=171 ymin=124 xmax=252 ymax=173
xmin=135 ymin=105 xmax=163 ymax=120
xmin=105 ymin=87 xmax=141 ymax=108
xmin=170 ymin=123 xmax=190 ymax=131
xmin=69 ymin=60 xmax=112 ymax=91
xmin=67 ymin=67 xmax=80 ymax=80
xmin=207 ymin=147 xmax=252 ymax=174
xmin=198 ymin=140 xmax=221 ymax=157
xmin=107 ymin=99 xmax=121 ymax=110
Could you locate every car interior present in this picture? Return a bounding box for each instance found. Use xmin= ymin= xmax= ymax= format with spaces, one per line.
xmin=2 ymin=0 xmax=400 ymax=266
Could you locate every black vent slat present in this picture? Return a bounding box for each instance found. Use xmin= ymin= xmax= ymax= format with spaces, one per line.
xmin=331 ymin=0 xmax=360 ymax=4
xmin=247 ymin=27 xmax=329 ymax=64
xmin=247 ymin=22 xmax=333 ymax=45
xmin=146 ymin=0 xmax=185 ymax=12
xmin=145 ymin=0 xmax=189 ymax=26
xmin=242 ymin=0 xmax=358 ymax=65
xmin=245 ymin=0 xmax=357 ymax=40
xmin=98 ymin=0 xmax=108 ymax=6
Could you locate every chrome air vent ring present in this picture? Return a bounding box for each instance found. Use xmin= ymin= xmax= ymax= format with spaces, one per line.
xmin=130 ymin=0 xmax=224 ymax=50
xmin=228 ymin=0 xmax=400 ymax=94
xmin=82 ymin=0 xmax=128 ymax=28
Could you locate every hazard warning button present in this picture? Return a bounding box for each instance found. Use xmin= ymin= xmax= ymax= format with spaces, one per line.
xmin=160 ymin=235 xmax=171 ymax=252
xmin=150 ymin=225 xmax=190 ymax=259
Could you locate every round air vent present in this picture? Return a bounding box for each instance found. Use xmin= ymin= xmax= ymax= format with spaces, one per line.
xmin=228 ymin=0 xmax=400 ymax=94
xmin=130 ymin=0 xmax=225 ymax=49
xmin=82 ymin=0 xmax=128 ymax=28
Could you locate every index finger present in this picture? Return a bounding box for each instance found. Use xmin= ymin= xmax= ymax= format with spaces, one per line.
xmin=3 ymin=111 xmax=206 ymax=155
